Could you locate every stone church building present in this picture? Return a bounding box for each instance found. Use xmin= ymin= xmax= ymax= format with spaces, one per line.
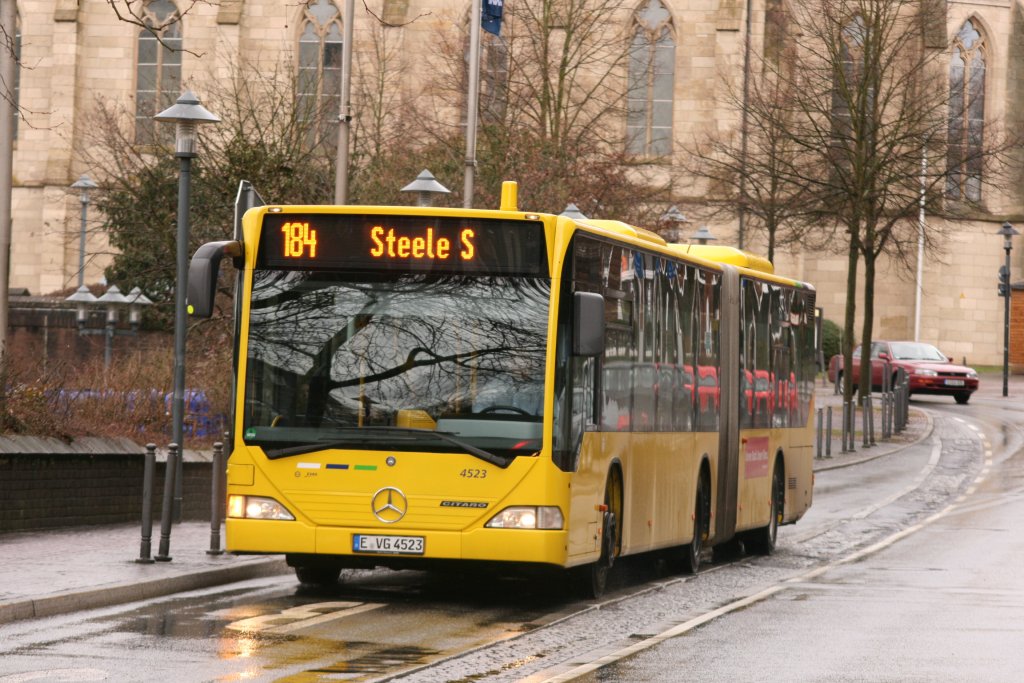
xmin=7 ymin=0 xmax=1024 ymax=365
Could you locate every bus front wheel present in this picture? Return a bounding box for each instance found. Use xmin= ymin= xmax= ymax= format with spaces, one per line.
xmin=570 ymin=471 xmax=622 ymax=599
xmin=294 ymin=564 xmax=342 ymax=587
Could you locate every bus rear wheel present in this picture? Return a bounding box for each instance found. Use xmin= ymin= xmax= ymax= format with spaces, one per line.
xmin=671 ymin=472 xmax=709 ymax=574
xmin=744 ymin=459 xmax=783 ymax=556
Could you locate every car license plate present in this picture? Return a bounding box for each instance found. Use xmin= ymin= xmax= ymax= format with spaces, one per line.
xmin=945 ymin=379 xmax=965 ymax=387
xmin=353 ymin=534 xmax=425 ymax=555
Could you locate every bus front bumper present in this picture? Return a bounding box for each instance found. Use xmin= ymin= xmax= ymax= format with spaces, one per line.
xmin=226 ymin=518 xmax=570 ymax=566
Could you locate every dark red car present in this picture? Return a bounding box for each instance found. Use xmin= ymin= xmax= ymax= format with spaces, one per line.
xmin=828 ymin=340 xmax=979 ymax=404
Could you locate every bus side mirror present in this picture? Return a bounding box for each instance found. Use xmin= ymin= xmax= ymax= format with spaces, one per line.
xmin=187 ymin=240 xmax=243 ymax=318
xmin=573 ymin=291 xmax=605 ymax=357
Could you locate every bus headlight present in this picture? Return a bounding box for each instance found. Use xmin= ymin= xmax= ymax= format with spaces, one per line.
xmin=485 ymin=506 xmax=564 ymax=529
xmin=227 ymin=495 xmax=295 ymax=521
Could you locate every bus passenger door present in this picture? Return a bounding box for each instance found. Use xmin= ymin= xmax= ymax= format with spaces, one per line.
xmin=570 ymin=292 xmax=604 ymax=456
xmin=716 ymin=266 xmax=741 ymax=544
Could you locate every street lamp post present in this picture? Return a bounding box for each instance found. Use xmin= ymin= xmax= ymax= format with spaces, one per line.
xmin=71 ymin=175 xmax=98 ymax=289
xmin=998 ymin=221 xmax=1019 ymax=397
xmin=155 ymin=91 xmax=220 ymax=522
xmin=97 ymin=285 xmax=130 ymax=369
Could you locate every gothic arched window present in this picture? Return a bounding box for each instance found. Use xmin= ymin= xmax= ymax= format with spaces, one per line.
xmin=626 ymin=0 xmax=675 ymax=158
xmin=947 ymin=20 xmax=986 ymax=202
xmin=297 ymin=0 xmax=344 ymax=149
xmin=135 ymin=0 xmax=182 ymax=145
xmin=832 ymin=15 xmax=867 ymax=140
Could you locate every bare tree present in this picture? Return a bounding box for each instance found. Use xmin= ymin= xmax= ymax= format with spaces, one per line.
xmin=413 ymin=0 xmax=672 ymax=219
xmin=680 ymin=55 xmax=820 ymax=263
xmin=692 ymin=0 xmax=1019 ymax=404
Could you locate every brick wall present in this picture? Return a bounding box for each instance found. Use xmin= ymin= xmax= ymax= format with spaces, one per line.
xmin=1012 ymin=285 xmax=1024 ymax=370
xmin=0 ymin=450 xmax=216 ymax=533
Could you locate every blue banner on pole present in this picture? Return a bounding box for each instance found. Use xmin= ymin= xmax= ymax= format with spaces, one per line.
xmin=482 ymin=0 xmax=504 ymax=36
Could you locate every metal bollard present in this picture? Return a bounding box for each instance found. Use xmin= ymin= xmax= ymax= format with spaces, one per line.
xmin=136 ymin=443 xmax=157 ymax=564
xmin=881 ymin=370 xmax=890 ymax=440
xmin=826 ymin=406 xmax=833 ymax=457
xmin=868 ymin=395 xmax=875 ymax=445
xmin=208 ymin=441 xmax=225 ymax=555
xmin=887 ymin=392 xmax=894 ymax=438
xmin=850 ymin=401 xmax=858 ymax=452
xmin=816 ymin=408 xmax=823 ymax=458
xmin=155 ymin=443 xmax=179 ymax=562
xmin=896 ymin=384 xmax=905 ymax=432
xmin=880 ymin=389 xmax=888 ymax=438
xmin=842 ymin=400 xmax=856 ymax=453
xmin=861 ymin=396 xmax=870 ymax=447
xmin=840 ymin=401 xmax=848 ymax=452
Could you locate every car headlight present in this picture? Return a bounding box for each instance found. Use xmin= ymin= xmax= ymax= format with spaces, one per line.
xmin=967 ymin=370 xmax=978 ymax=379
xmin=914 ymin=368 xmax=938 ymax=377
xmin=227 ymin=495 xmax=295 ymax=520
xmin=485 ymin=506 xmax=564 ymax=529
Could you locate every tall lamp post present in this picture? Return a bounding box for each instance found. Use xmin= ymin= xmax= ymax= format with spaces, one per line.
xmin=155 ymin=91 xmax=220 ymax=521
xmin=998 ymin=221 xmax=1018 ymax=397
xmin=71 ymin=174 xmax=98 ymax=289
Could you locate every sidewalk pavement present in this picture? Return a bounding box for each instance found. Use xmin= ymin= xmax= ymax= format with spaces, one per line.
xmin=0 ymin=522 xmax=289 ymax=625
xmin=2 ymin=372 xmax=1016 ymax=626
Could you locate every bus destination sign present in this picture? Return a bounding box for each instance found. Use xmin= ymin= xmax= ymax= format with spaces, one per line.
xmin=257 ymin=213 xmax=546 ymax=275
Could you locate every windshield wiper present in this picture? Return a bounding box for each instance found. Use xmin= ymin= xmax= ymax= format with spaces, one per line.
xmin=263 ymin=426 xmax=513 ymax=468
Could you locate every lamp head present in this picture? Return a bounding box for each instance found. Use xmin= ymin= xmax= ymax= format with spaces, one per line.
xmin=690 ymin=225 xmax=717 ymax=245
xmin=65 ymin=285 xmax=97 ymax=329
xmin=71 ymin=174 xmax=98 ymax=203
xmin=998 ymin=221 xmax=1019 ymax=250
xmin=154 ymin=90 xmax=221 ymax=156
xmin=400 ymin=170 xmax=450 ymax=207
xmin=560 ymin=203 xmax=587 ymax=220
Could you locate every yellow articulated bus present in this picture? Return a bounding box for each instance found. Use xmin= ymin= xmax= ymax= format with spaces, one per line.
xmin=188 ymin=182 xmax=817 ymax=597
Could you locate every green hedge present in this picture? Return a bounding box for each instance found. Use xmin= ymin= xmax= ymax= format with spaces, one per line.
xmin=821 ymin=318 xmax=843 ymax=362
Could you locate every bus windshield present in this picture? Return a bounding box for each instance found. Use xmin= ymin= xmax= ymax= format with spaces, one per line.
xmin=242 ymin=270 xmax=551 ymax=461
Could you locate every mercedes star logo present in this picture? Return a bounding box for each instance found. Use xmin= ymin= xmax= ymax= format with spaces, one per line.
xmin=371 ymin=487 xmax=408 ymax=523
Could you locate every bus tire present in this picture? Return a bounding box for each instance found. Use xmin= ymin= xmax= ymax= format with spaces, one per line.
xmin=294 ymin=564 xmax=342 ymax=587
xmin=570 ymin=470 xmax=622 ymax=599
xmin=744 ymin=458 xmax=784 ymax=556
xmin=569 ymin=562 xmax=607 ymax=600
xmin=671 ymin=469 xmax=709 ymax=574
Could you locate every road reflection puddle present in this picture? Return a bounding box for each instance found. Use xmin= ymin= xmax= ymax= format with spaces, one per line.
xmin=273 ymin=644 xmax=440 ymax=682
xmin=224 ymin=601 xmax=384 ymax=635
